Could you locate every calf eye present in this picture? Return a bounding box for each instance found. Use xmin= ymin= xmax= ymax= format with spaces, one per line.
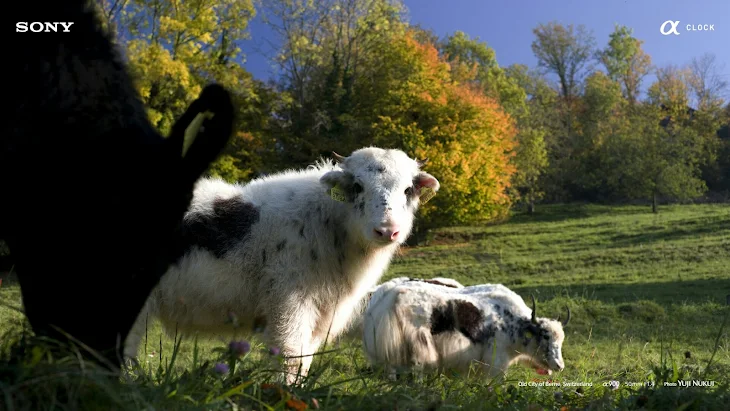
xmin=404 ymin=187 xmax=414 ymax=197
xmin=353 ymin=183 xmax=363 ymax=194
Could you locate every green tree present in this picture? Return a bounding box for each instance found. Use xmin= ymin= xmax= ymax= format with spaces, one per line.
xmin=531 ymin=22 xmax=595 ymax=100
xmin=530 ymin=22 xmax=596 ymax=202
xmin=605 ymin=105 xmax=707 ymax=213
xmin=440 ymin=31 xmax=527 ymax=116
xmin=504 ymin=64 xmax=557 ymax=212
xmin=598 ymin=24 xmax=652 ymax=105
xmin=510 ymin=128 xmax=549 ymax=213
xmin=262 ymin=0 xmax=407 ymax=166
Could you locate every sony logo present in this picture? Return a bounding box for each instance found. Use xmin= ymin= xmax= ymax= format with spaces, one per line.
xmin=16 ymin=22 xmax=75 ymax=33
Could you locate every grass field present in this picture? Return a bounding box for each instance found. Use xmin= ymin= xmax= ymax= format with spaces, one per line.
xmin=1 ymin=203 xmax=729 ymax=410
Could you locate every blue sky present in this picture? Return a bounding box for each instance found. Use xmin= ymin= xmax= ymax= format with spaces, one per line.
xmin=239 ymin=0 xmax=729 ymax=97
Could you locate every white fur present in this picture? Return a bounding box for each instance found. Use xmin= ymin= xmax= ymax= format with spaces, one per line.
xmin=347 ymin=276 xmax=465 ymax=339
xmin=124 ymin=147 xmax=440 ymax=384
xmin=362 ymin=278 xmax=568 ymax=380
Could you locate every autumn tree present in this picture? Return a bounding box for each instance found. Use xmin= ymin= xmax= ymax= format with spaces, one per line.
xmin=648 ymin=65 xmax=691 ymax=117
xmin=440 ymin=31 xmax=526 ymax=116
xmin=102 ymin=0 xmax=266 ymax=182
xmin=597 ymin=24 xmax=652 ymax=106
xmin=371 ymin=33 xmax=517 ymax=228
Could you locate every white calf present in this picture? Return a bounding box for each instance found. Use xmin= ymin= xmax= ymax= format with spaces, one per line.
xmin=124 ymin=147 xmax=440 ymax=384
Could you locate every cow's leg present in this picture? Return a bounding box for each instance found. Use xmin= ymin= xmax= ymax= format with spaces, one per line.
xmin=316 ymin=296 xmax=361 ymax=343
xmin=408 ymin=328 xmax=437 ymax=383
xmin=123 ymin=302 xmax=153 ymax=365
xmin=265 ymin=299 xmax=320 ymax=385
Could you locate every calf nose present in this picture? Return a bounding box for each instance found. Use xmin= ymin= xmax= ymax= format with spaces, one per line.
xmin=374 ymin=226 xmax=400 ymax=241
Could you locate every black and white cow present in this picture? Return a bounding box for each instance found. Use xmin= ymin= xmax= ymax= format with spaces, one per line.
xmin=363 ymin=278 xmax=570 ymax=380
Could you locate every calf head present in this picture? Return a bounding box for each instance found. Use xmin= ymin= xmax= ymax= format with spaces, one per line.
xmin=320 ymin=147 xmax=439 ymax=246
xmin=514 ymin=296 xmax=570 ymax=375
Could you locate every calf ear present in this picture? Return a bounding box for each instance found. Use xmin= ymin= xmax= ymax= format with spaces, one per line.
xmin=320 ymin=171 xmax=355 ymax=202
xmin=167 ymin=84 xmax=235 ymax=183
xmin=415 ymin=172 xmax=440 ymax=204
xmin=416 ymin=172 xmax=440 ymax=192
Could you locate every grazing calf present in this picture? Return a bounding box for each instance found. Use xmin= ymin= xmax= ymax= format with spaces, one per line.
xmin=124 ymin=147 xmax=440 ymax=383
xmin=3 ymin=0 xmax=234 ymax=367
xmin=362 ymin=279 xmax=570 ymax=380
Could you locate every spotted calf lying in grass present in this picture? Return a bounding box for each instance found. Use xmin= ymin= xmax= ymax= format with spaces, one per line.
xmin=362 ymin=278 xmax=570 ymax=380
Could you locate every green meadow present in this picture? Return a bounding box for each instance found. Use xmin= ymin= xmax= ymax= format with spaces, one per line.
xmin=1 ymin=204 xmax=729 ymax=410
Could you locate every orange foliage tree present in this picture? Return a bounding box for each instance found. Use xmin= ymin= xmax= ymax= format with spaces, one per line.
xmin=371 ymin=32 xmax=517 ymax=229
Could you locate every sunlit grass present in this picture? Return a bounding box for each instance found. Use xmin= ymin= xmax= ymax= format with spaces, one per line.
xmin=1 ymin=203 xmax=729 ymax=409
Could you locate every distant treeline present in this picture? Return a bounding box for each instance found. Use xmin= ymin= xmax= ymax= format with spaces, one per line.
xmin=97 ymin=0 xmax=729 ymax=227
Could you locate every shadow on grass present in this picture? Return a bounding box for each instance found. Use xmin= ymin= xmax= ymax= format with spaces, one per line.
xmin=609 ymin=217 xmax=730 ymax=247
xmin=512 ymin=278 xmax=730 ymax=306
xmin=506 ymin=203 xmax=661 ymax=226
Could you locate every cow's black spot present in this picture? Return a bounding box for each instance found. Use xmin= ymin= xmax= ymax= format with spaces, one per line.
xmin=262 ymin=249 xmax=267 ymax=264
xmin=310 ymin=249 xmax=318 ymax=261
xmin=276 ymin=240 xmax=286 ymax=252
xmin=180 ymin=196 xmax=260 ymax=258
xmin=325 ymin=217 xmax=330 ymax=226
xmin=431 ymin=302 xmax=456 ymax=335
xmin=431 ymin=300 xmax=493 ymax=344
xmin=299 ymin=226 xmax=305 ymax=237
xmin=454 ymin=300 xmax=489 ymax=343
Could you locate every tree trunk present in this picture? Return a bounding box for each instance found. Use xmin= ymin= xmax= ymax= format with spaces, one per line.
xmin=652 ymin=192 xmax=658 ymax=213
xmin=528 ymin=200 xmax=535 ymax=214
